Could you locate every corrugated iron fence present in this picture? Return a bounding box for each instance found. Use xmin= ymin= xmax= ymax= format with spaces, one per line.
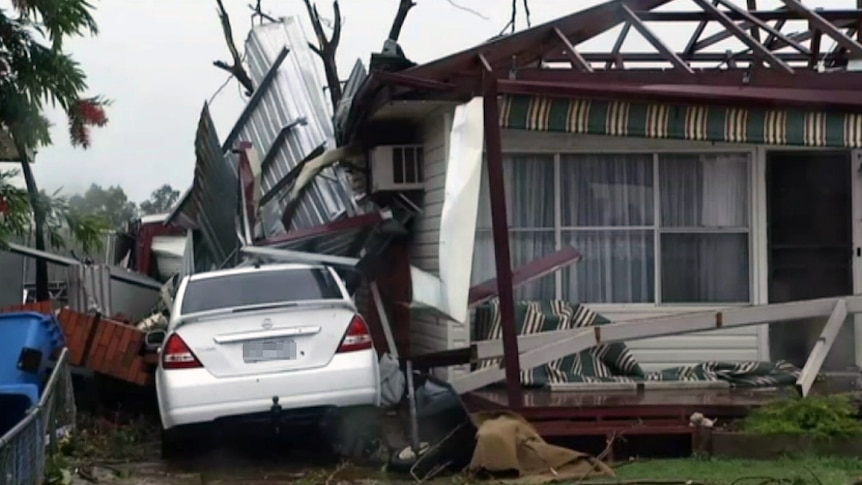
xmin=0 ymin=348 xmax=76 ymax=485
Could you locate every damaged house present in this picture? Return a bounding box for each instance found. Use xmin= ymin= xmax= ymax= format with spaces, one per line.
xmin=164 ymin=0 xmax=862 ymax=428
xmin=336 ymin=0 xmax=862 ymax=389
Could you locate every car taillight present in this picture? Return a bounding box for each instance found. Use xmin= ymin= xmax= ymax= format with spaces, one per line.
xmin=162 ymin=333 xmax=202 ymax=370
xmin=337 ymin=315 xmax=373 ymax=353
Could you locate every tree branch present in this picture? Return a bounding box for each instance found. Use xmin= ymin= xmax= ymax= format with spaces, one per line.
xmin=303 ymin=0 xmax=343 ymax=112
xmin=308 ymin=42 xmax=323 ymax=58
xmin=331 ymin=1 xmax=342 ymax=48
xmin=388 ymin=0 xmax=416 ymax=41
xmin=303 ymin=0 xmax=327 ymax=50
xmin=249 ymin=2 xmax=278 ymax=24
xmin=214 ymin=0 xmax=254 ymax=96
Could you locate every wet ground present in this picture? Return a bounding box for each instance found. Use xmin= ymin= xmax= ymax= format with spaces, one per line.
xmin=66 ymin=422 xmax=416 ymax=485
xmin=72 ymin=460 xmax=400 ymax=485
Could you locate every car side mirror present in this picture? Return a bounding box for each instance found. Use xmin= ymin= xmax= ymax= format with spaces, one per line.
xmin=145 ymin=329 xmax=166 ymax=349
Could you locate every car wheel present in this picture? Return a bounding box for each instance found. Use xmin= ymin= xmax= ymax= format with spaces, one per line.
xmin=322 ymin=406 xmax=384 ymax=463
xmin=160 ymin=426 xmax=193 ymax=461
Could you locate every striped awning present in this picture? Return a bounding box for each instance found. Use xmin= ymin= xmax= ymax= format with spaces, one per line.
xmin=500 ymin=94 xmax=862 ymax=148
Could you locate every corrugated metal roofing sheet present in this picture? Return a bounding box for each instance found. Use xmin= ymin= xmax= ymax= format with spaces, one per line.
xmin=335 ymin=59 xmax=368 ymax=143
xmin=232 ymin=17 xmax=360 ymax=238
xmin=191 ymin=103 xmax=240 ymax=267
xmin=169 ymin=17 xmax=375 ymax=272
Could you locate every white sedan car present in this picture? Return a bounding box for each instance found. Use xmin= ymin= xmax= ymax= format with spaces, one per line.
xmin=150 ymin=263 xmax=381 ymax=458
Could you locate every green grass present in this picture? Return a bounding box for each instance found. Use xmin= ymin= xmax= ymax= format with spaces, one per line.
xmin=599 ymin=457 xmax=862 ymax=485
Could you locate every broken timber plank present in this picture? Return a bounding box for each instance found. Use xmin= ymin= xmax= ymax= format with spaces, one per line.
xmin=451 ymin=329 xmax=596 ymax=395
xmin=549 ymin=380 xmax=731 ymax=392
xmin=796 ymin=298 xmax=848 ymax=397
xmin=453 ymin=295 xmax=862 ymax=395
xmin=474 ymin=296 xmax=862 ymax=360
xmin=468 ymin=247 xmax=582 ymax=307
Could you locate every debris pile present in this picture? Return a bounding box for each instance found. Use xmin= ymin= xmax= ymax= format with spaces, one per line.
xmin=1 ymin=301 xmax=157 ymax=386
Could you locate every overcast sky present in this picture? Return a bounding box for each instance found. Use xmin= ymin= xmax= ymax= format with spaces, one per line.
xmin=18 ymin=0 xmax=850 ymax=204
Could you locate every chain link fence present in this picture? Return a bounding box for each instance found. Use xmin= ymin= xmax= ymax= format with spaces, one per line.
xmin=0 ymin=349 xmax=76 ymax=485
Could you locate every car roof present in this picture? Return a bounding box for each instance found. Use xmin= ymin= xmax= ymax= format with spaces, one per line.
xmin=187 ymin=263 xmax=328 ymax=282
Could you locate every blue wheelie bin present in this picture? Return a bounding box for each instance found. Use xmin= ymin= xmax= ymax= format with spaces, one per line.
xmin=0 ymin=311 xmax=66 ymax=387
xmin=0 ymin=311 xmax=65 ymax=484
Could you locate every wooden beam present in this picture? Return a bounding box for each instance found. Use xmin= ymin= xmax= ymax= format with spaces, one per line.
xmin=480 ymin=53 xmax=523 ymax=410
xmin=763 ymin=19 xmax=788 ymax=49
xmin=810 ymin=28 xmax=823 ymax=68
xmin=780 ymin=0 xmax=862 ymax=59
xmin=553 ymin=27 xmax=593 ymax=72
xmin=691 ymin=0 xmax=794 ymax=73
xmin=684 ymin=0 xmax=718 ymax=54
xmin=456 ymin=295 xmax=862 ymax=396
xmin=796 ymin=299 xmax=848 ymax=397
xmin=606 ymin=22 xmax=631 ymax=69
xmin=633 ymin=9 xmax=862 ymax=22
xmin=858 ymin=0 xmax=862 ymax=43
xmin=469 ymin=246 xmax=582 ymax=307
xmin=746 ymin=0 xmax=760 ymax=41
xmin=474 ymin=295 xmax=862 ymax=361
xmin=550 ymin=380 xmax=731 ymax=392
xmin=715 ymin=0 xmax=810 ymax=54
xmin=619 ymin=4 xmax=694 ymax=74
xmin=452 ymin=330 xmax=597 ymax=395
xmin=546 ymin=51 xmax=820 ymax=63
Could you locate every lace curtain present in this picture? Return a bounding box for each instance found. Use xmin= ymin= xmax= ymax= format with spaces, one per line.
xmin=659 ymin=153 xmax=750 ymax=303
xmin=473 ymin=154 xmax=556 ymax=300
xmin=470 ymin=152 xmax=751 ymax=304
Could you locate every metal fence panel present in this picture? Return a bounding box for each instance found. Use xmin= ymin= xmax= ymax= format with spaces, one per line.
xmin=0 ymin=349 xmax=76 ymax=485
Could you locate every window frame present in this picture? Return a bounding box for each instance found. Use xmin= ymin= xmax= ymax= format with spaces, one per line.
xmin=476 ymin=147 xmax=756 ymax=308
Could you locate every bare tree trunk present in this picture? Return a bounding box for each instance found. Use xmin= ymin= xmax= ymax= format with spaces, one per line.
xmin=304 ymin=0 xmax=343 ymax=112
xmin=19 ymin=149 xmax=48 ymax=302
xmin=388 ymin=0 xmax=416 ymax=41
xmin=214 ymin=0 xmax=255 ymax=95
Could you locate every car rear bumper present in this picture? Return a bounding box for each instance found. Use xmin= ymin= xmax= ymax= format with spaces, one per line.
xmin=156 ymin=349 xmax=380 ymax=430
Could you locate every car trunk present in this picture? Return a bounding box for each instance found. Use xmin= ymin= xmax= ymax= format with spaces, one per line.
xmin=176 ymin=305 xmax=356 ymax=378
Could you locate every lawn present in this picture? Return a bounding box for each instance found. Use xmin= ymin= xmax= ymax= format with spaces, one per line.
xmin=601 ymin=457 xmax=862 ymax=485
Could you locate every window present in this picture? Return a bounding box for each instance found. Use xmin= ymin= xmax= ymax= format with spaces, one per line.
xmin=181 ymin=268 xmax=344 ymax=314
xmin=471 ymin=151 xmax=751 ymax=305
xmin=474 ymin=154 xmax=556 ymax=299
xmin=659 ymin=154 xmax=750 ymax=303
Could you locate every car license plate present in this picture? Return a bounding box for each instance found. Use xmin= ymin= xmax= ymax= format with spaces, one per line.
xmin=243 ymin=338 xmax=297 ymax=363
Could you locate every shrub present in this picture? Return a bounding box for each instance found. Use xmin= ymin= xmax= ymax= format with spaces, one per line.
xmin=742 ymin=395 xmax=862 ymax=439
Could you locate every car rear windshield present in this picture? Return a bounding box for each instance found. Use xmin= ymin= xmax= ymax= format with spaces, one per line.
xmin=180 ymin=268 xmax=343 ymax=315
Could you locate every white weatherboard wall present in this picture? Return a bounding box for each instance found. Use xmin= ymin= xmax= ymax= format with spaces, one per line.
xmin=409 ymin=106 xmax=477 ymax=380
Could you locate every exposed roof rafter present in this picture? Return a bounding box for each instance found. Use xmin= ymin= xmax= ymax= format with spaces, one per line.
xmin=714 ymin=0 xmax=809 ymax=55
xmin=606 ymin=21 xmax=631 ymax=69
xmin=553 ymin=27 xmax=593 ymax=72
xmin=619 ymin=3 xmax=694 ymax=74
xmin=690 ymin=0 xmax=794 ymax=73
xmin=779 ymin=0 xmax=862 ymax=59
xmin=684 ymin=0 xmax=718 ymax=55
xmin=347 ymin=0 xmax=862 ymax=138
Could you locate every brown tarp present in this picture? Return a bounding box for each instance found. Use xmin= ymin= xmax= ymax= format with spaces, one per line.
xmin=468 ymin=411 xmax=614 ymax=484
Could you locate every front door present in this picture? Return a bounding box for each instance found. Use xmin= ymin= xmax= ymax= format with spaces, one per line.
xmin=766 ymin=150 xmax=854 ymax=371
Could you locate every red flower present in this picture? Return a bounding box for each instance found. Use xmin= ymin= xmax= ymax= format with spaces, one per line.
xmin=75 ymin=99 xmax=108 ymax=127
xmin=0 ymin=196 xmax=8 ymax=215
xmin=68 ymin=97 xmax=109 ymax=148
